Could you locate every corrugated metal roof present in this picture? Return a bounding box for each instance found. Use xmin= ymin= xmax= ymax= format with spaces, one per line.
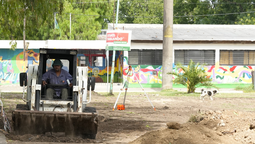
xmin=108 ymin=24 xmax=255 ymax=41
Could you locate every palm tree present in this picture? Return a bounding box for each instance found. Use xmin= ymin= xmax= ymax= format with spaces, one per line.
xmin=168 ymin=60 xmax=215 ymax=93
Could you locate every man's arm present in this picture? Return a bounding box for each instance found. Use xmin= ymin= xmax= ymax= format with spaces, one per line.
xmin=66 ymin=72 xmax=73 ymax=87
xmin=42 ymin=71 xmax=50 ymax=86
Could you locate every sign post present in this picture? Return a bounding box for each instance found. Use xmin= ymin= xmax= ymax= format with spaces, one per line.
xmin=106 ymin=30 xmax=132 ymax=94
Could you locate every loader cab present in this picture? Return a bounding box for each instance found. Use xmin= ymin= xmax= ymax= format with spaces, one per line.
xmin=37 ymin=49 xmax=77 ymax=100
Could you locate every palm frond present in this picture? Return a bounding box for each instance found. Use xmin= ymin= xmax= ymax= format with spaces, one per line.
xmin=167 ymin=60 xmax=216 ymax=93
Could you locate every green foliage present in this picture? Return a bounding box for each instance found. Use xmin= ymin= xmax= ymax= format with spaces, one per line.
xmin=1 ymin=0 xmax=255 ymax=41
xmin=235 ymin=84 xmax=255 ymax=93
xmin=235 ymin=13 xmax=255 ymax=25
xmin=118 ymin=0 xmax=255 ymax=25
xmin=118 ymin=0 xmax=163 ymax=24
xmin=0 ymin=0 xmax=63 ymax=40
xmin=192 ymin=0 xmax=255 ymax=24
xmin=9 ymin=40 xmax=17 ymax=51
xmin=0 ymin=0 xmax=113 ymax=40
xmin=174 ymin=0 xmax=202 ymax=24
xmin=168 ymin=60 xmax=215 ymax=93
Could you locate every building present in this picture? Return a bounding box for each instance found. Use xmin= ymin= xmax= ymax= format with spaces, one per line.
xmin=0 ymin=24 xmax=255 ymax=88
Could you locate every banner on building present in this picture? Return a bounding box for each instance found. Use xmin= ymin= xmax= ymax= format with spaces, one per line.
xmin=105 ymin=30 xmax=132 ymax=51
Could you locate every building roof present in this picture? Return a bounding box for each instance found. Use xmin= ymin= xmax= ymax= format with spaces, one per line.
xmin=107 ymin=24 xmax=255 ymax=42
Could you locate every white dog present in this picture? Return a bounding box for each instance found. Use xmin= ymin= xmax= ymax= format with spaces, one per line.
xmin=200 ymin=89 xmax=218 ymax=100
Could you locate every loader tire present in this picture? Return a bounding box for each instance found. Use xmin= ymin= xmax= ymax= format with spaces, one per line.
xmin=16 ymin=104 xmax=28 ymax=110
xmin=89 ymin=134 xmax=96 ymax=139
xmin=84 ymin=107 xmax=96 ymax=113
xmin=83 ymin=107 xmax=97 ymax=139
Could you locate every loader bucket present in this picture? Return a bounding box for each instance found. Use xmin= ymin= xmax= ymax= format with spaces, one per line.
xmin=12 ymin=109 xmax=98 ymax=139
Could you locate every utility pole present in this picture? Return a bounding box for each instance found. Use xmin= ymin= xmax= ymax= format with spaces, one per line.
xmin=162 ymin=0 xmax=173 ymax=90
xmin=70 ymin=13 xmax=71 ymax=40
xmin=23 ymin=16 xmax=26 ymax=62
xmin=54 ymin=12 xmax=56 ymax=29
xmin=109 ymin=0 xmax=120 ymax=95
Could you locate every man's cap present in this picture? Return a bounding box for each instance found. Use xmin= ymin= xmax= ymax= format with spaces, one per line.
xmin=52 ymin=59 xmax=63 ymax=67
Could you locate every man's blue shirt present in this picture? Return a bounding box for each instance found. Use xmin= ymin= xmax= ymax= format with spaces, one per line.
xmin=42 ymin=69 xmax=73 ymax=96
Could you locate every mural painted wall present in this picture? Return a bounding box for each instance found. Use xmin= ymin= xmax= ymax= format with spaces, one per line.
xmin=0 ymin=49 xmax=122 ymax=85
xmin=123 ymin=57 xmax=253 ymax=88
xmin=1 ymin=49 xmax=253 ymax=87
xmin=77 ymin=51 xmax=123 ymax=83
xmin=0 ymin=49 xmax=39 ymax=85
xmin=203 ymin=63 xmax=253 ymax=84
xmin=123 ymin=57 xmax=162 ymax=88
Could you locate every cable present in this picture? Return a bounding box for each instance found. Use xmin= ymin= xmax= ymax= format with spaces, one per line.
xmin=54 ymin=0 xmax=255 ymax=5
xmin=175 ymin=11 xmax=255 ymax=18
xmin=56 ymin=10 xmax=255 ymax=18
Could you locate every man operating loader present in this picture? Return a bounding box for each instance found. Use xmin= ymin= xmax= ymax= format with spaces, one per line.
xmin=42 ymin=59 xmax=73 ymax=100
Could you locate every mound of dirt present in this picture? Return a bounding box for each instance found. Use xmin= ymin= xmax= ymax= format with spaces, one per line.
xmin=130 ymin=110 xmax=255 ymax=144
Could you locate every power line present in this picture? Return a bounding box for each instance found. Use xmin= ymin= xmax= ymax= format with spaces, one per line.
xmin=174 ymin=2 xmax=255 ymax=5
xmin=1 ymin=0 xmax=254 ymax=4
xmin=60 ymin=10 xmax=255 ymax=18
xmin=175 ymin=11 xmax=255 ymax=18
xmin=58 ymin=0 xmax=255 ymax=5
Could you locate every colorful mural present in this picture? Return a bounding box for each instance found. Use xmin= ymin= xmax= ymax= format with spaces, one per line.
xmin=0 ymin=49 xmax=39 ymax=85
xmin=78 ymin=51 xmax=123 ymax=83
xmin=123 ymin=57 xmax=253 ymax=88
xmin=1 ymin=48 xmax=253 ymax=88
xmin=123 ymin=57 xmax=162 ymax=88
xmin=204 ymin=63 xmax=253 ymax=84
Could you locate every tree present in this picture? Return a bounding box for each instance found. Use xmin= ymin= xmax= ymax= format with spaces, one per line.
xmin=46 ymin=1 xmax=102 ymax=40
xmin=193 ymin=0 xmax=255 ymax=24
xmin=174 ymin=0 xmax=202 ymax=24
xmin=235 ymin=13 xmax=255 ymax=24
xmin=118 ymin=0 xmax=163 ymax=24
xmin=168 ymin=60 xmax=215 ymax=93
xmin=0 ymin=0 xmax=63 ymax=40
xmin=0 ymin=0 xmax=114 ymax=40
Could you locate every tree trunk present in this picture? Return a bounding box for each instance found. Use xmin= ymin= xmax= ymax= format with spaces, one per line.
xmin=188 ymin=86 xmax=196 ymax=93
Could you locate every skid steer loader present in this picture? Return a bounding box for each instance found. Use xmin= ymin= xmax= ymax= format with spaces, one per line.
xmin=12 ymin=48 xmax=97 ymax=139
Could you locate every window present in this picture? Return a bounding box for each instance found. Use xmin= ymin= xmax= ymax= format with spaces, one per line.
xmin=175 ymin=50 xmax=215 ymax=65
xmin=128 ymin=50 xmax=162 ymax=65
xmin=78 ymin=56 xmax=89 ymax=66
xmin=220 ymin=50 xmax=255 ymax=65
xmin=92 ymin=56 xmax=103 ymax=67
xmin=46 ymin=59 xmax=69 ymax=72
xmin=128 ymin=50 xmax=139 ymax=65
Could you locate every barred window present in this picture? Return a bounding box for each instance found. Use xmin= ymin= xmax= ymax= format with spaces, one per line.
xmin=220 ymin=50 xmax=255 ymax=65
xmin=175 ymin=50 xmax=215 ymax=65
xmin=128 ymin=50 xmax=162 ymax=65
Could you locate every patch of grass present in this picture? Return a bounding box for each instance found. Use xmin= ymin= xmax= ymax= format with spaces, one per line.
xmin=235 ymin=85 xmax=244 ymax=91
xmin=152 ymin=90 xmax=200 ymax=97
xmin=189 ymin=115 xmax=200 ymax=123
xmin=189 ymin=114 xmax=204 ymax=123
xmin=234 ymin=84 xmax=255 ymax=93
xmin=99 ymin=92 xmax=116 ymax=97
xmin=99 ymin=91 xmax=201 ymax=97
xmin=98 ymin=89 xmax=255 ymax=98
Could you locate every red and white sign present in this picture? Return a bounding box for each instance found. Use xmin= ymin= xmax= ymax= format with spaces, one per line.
xmin=106 ymin=33 xmax=129 ymax=43
xmin=106 ymin=30 xmax=132 ymax=51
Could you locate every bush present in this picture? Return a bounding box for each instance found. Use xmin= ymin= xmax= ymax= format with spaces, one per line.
xmin=168 ymin=60 xmax=216 ymax=93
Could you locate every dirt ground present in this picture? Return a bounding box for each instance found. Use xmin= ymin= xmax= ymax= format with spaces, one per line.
xmin=1 ymin=91 xmax=255 ymax=144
